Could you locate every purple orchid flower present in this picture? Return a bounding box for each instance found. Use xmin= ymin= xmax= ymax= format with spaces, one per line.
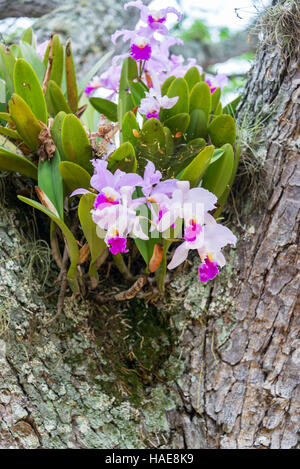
xmin=138 ymin=86 xmax=179 ymax=120
xmin=124 ymin=1 xmax=182 ymax=35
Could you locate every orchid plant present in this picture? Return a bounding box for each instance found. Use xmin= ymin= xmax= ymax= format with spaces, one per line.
xmin=0 ymin=1 xmax=240 ymax=305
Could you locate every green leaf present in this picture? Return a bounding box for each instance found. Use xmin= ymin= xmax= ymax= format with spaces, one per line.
xmin=19 ymin=42 xmax=46 ymax=84
xmin=21 ymin=28 xmax=34 ymax=46
xmin=164 ymin=113 xmax=190 ymax=135
xmin=0 ymin=112 xmax=13 ymax=123
xmin=163 ymin=126 xmax=174 ymax=157
xmin=0 ymin=146 xmax=37 ymax=179
xmin=184 ymin=66 xmax=201 ymax=91
xmin=78 ymin=192 xmax=106 ymax=277
xmin=180 ymin=145 xmax=214 ymax=187
xmin=50 ymin=111 xmax=67 ymax=160
xmin=0 ymin=80 xmax=6 ymax=105
xmin=135 ymin=236 xmax=158 ymax=269
xmin=208 ymin=114 xmax=236 ymax=147
xmin=18 ymin=195 xmax=79 ymax=286
xmin=61 ymin=113 xmax=93 ymax=173
xmin=137 ymin=118 xmax=166 ymax=164
xmin=107 ymin=141 xmax=137 ymax=173
xmin=122 ymin=111 xmax=140 ymax=146
xmin=161 ymin=75 xmax=175 ymax=96
xmin=65 ymin=39 xmax=78 ymax=112
xmin=210 ymin=148 xmax=224 ymax=164
xmin=0 ymin=126 xmax=20 ymax=140
xmin=189 ymin=81 xmax=211 ymax=118
xmin=128 ymin=80 xmax=146 ymax=107
xmin=78 ymin=50 xmax=113 ymax=97
xmin=213 ymin=143 xmax=240 ymax=217
xmin=169 ymin=138 xmax=206 ymax=177
xmin=223 ymin=96 xmax=241 ymax=117
xmin=161 ymin=77 xmax=189 ymax=120
xmin=201 ymin=143 xmax=234 ymax=199
xmin=13 ymin=58 xmax=47 ymax=124
xmin=0 ymin=44 xmax=15 ymax=97
xmin=8 ymin=93 xmax=43 ymax=150
xmin=38 ymin=150 xmax=64 ymax=219
xmin=155 ymin=239 xmax=172 ymax=294
xmin=118 ymin=57 xmax=138 ymax=140
xmin=46 ymin=80 xmax=72 ymax=115
xmin=215 ymin=101 xmax=222 ymax=116
xmin=187 ymin=108 xmax=208 ymax=141
xmin=211 ymin=87 xmax=221 ymax=115
xmin=48 ymin=34 xmax=64 ymax=87
xmin=89 ymin=97 xmax=118 ymax=122
xmin=59 ymin=161 xmax=91 ymax=195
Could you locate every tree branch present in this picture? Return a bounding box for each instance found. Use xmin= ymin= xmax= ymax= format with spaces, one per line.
xmin=0 ymin=0 xmax=61 ymax=19
xmin=173 ymin=29 xmax=257 ymax=69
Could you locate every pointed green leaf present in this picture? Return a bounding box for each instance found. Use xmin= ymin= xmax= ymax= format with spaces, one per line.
xmin=180 ymin=145 xmax=214 ymax=187
xmin=43 ymin=35 xmax=64 ymax=87
xmin=78 ymin=193 xmax=106 ymax=273
xmin=0 ymin=112 xmax=13 ymax=123
xmin=47 ymin=34 xmax=64 ymax=87
xmin=65 ymin=39 xmax=78 ymax=112
xmin=21 ymin=28 xmax=34 ymax=46
xmin=155 ymin=239 xmax=172 ymax=294
xmin=184 ymin=66 xmax=201 ymax=91
xmin=61 ymin=113 xmax=93 ymax=173
xmin=0 ymin=146 xmax=37 ymax=179
xmin=213 ymin=143 xmax=240 ymax=217
xmin=38 ymin=150 xmax=64 ymax=219
xmin=0 ymin=126 xmax=20 ymax=140
xmin=89 ymin=97 xmax=118 ymax=122
xmin=47 ymin=80 xmax=72 ymax=115
xmin=107 ymin=141 xmax=137 ymax=173
xmin=215 ymin=101 xmax=222 ymax=116
xmin=0 ymin=44 xmax=15 ymax=96
xmin=208 ymin=114 xmax=236 ymax=147
xmin=13 ymin=58 xmax=47 ymax=123
xmin=59 ymin=161 xmax=91 ymax=195
xmin=78 ymin=50 xmax=113 ymax=97
xmin=9 ymin=93 xmax=43 ymax=150
xmin=223 ymin=96 xmax=241 ymax=117
xmin=118 ymin=58 xmax=138 ymax=139
xmin=17 ymin=195 xmax=79 ymax=285
xmin=128 ymin=80 xmax=146 ymax=107
xmin=210 ymin=148 xmax=225 ymax=164
xmin=190 ymin=81 xmax=211 ymax=118
xmin=201 ymin=143 xmax=234 ymax=199
xmin=211 ymin=87 xmax=221 ymax=115
xmin=134 ymin=195 xmax=160 ymax=267
xmin=161 ymin=75 xmax=175 ymax=96
xmin=19 ymin=42 xmax=45 ymax=83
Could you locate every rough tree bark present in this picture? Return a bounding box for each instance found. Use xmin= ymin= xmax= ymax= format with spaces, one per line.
xmin=0 ymin=0 xmax=299 ymax=449
xmin=0 ymin=1 xmax=61 ymax=19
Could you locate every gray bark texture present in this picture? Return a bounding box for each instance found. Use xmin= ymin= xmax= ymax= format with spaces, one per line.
xmin=0 ymin=1 xmax=61 ymax=19
xmin=0 ymin=0 xmax=299 ymax=449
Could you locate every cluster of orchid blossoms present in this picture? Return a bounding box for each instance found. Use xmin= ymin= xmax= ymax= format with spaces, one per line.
xmin=84 ymin=0 xmax=228 ymax=106
xmin=72 ymin=160 xmax=236 ymax=282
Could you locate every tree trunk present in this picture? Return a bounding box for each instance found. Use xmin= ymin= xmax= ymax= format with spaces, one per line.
xmin=0 ymin=1 xmax=299 ymax=449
